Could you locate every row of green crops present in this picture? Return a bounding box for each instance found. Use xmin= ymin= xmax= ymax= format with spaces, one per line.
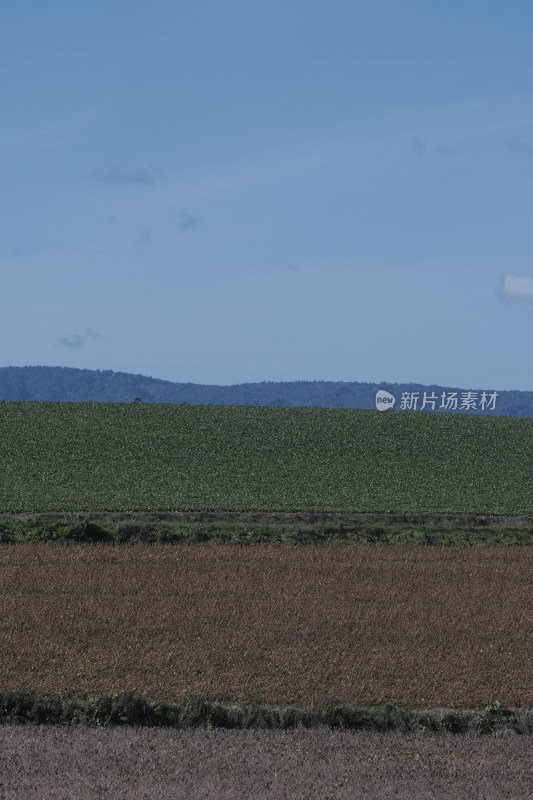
xmin=0 ymin=401 xmax=532 ymax=514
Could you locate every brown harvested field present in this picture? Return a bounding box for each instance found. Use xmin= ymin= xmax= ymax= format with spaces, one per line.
xmin=0 ymin=543 xmax=532 ymax=707
xmin=1 ymin=726 xmax=532 ymax=800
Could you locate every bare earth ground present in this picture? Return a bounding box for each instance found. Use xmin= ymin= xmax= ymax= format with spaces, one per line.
xmin=0 ymin=726 xmax=532 ymax=800
xmin=0 ymin=544 xmax=532 ymax=706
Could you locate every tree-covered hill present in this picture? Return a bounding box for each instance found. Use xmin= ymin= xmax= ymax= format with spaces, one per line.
xmin=0 ymin=365 xmax=531 ymax=416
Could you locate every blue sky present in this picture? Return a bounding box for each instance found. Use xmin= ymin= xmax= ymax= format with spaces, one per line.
xmin=2 ymin=1 xmax=533 ymax=389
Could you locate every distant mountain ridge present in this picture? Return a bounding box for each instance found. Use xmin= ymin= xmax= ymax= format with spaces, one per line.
xmin=0 ymin=366 xmax=531 ymax=417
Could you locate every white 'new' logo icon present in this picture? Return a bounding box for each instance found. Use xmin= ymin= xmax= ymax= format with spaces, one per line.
xmin=375 ymin=390 xmax=396 ymax=411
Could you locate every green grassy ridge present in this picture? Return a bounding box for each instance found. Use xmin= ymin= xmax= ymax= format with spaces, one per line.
xmin=1 ymin=401 xmax=533 ymax=514
xmin=1 ymin=691 xmax=531 ymax=734
xmin=2 ymin=513 xmax=533 ymax=545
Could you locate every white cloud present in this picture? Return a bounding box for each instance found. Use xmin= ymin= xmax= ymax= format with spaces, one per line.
xmin=501 ymin=274 xmax=533 ymax=302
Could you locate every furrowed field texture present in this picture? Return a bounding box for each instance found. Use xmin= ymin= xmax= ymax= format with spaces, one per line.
xmin=2 ymin=727 xmax=532 ymax=800
xmin=0 ymin=401 xmax=532 ymax=514
xmin=1 ymin=544 xmax=532 ymax=707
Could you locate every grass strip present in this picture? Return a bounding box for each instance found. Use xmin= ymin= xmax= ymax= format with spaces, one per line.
xmin=1 ymin=691 xmax=531 ymax=734
xmin=1 ymin=512 xmax=533 ymax=545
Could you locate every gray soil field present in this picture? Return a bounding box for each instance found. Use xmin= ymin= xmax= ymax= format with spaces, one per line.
xmin=1 ymin=726 xmax=532 ymax=800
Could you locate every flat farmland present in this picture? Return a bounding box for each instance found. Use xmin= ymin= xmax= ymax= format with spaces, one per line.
xmin=1 ymin=402 xmax=533 ymax=514
xmin=1 ymin=727 xmax=532 ymax=800
xmin=1 ymin=544 xmax=532 ymax=707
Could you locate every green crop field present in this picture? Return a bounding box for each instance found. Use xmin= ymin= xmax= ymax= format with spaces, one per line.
xmin=0 ymin=401 xmax=532 ymax=514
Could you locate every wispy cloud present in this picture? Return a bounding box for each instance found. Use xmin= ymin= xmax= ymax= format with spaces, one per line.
xmin=411 ymin=137 xmax=451 ymax=159
xmin=177 ymin=211 xmax=200 ymax=232
xmin=85 ymin=328 xmax=103 ymax=341
xmin=411 ymin=137 xmax=428 ymax=158
xmin=56 ymin=329 xmax=103 ymax=348
xmin=435 ymin=144 xmax=451 ymax=157
xmin=56 ymin=334 xmax=85 ymax=349
xmin=9 ymin=245 xmax=37 ymax=259
xmin=135 ymin=226 xmax=152 ymax=248
xmin=92 ymin=164 xmax=161 ymax=187
xmin=501 ymin=275 xmax=533 ymax=302
xmin=505 ymin=140 xmax=533 ymax=158
xmin=8 ymin=242 xmax=66 ymax=261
